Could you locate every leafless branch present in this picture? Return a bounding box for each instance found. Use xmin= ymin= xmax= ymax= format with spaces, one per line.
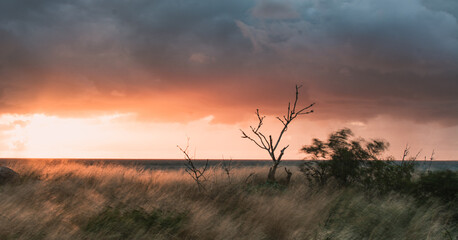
xmin=427 ymin=149 xmax=435 ymax=171
xmin=223 ymin=158 xmax=233 ymax=183
xmin=401 ymin=144 xmax=410 ymax=162
xmin=277 ymin=145 xmax=289 ymax=162
xmin=430 ymin=150 xmax=435 ymax=161
xmin=413 ymin=149 xmax=422 ymax=161
xmin=284 ymin=167 xmax=292 ymax=186
xmin=177 ymin=140 xmax=208 ymax=192
xmin=241 ymin=129 xmax=268 ymax=150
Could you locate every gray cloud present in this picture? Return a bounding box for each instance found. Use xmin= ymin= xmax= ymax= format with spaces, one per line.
xmin=235 ymin=0 xmax=458 ymax=124
xmin=0 ymin=0 xmax=456 ymax=125
xmin=251 ymin=1 xmax=299 ymax=19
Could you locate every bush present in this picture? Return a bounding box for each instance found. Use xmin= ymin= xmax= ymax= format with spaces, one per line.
xmin=300 ymin=128 xmax=418 ymax=194
xmin=416 ymin=170 xmax=458 ymax=203
xmin=360 ymin=160 xmax=416 ymax=194
xmin=301 ymin=128 xmax=391 ymax=187
xmin=300 ymin=160 xmax=331 ymax=187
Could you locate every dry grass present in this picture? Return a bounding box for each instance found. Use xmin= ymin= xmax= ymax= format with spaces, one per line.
xmin=0 ymin=160 xmax=455 ymax=240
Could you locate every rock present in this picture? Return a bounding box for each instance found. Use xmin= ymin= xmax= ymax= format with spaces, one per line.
xmin=0 ymin=166 xmax=19 ymax=184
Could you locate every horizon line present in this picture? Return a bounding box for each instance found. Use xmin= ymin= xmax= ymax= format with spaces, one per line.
xmin=1 ymin=158 xmax=457 ymax=161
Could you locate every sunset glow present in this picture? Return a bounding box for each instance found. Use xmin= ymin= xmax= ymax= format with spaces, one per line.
xmin=0 ymin=112 xmax=455 ymax=160
xmin=0 ymin=0 xmax=457 ymax=160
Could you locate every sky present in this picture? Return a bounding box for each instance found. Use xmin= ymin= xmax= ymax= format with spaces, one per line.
xmin=0 ymin=0 xmax=457 ymax=160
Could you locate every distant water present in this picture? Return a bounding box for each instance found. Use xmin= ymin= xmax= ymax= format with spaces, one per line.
xmin=412 ymin=160 xmax=458 ymax=171
xmin=1 ymin=159 xmax=457 ymax=171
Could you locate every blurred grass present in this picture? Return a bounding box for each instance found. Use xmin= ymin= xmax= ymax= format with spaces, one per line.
xmin=84 ymin=206 xmax=186 ymax=239
xmin=0 ymin=160 xmax=456 ymax=239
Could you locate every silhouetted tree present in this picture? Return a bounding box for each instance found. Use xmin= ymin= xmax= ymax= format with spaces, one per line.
xmin=301 ymin=128 xmax=389 ymax=186
xmin=241 ymin=85 xmax=315 ymax=183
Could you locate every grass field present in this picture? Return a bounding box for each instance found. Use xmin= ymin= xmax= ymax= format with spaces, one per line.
xmin=0 ymin=160 xmax=456 ymax=239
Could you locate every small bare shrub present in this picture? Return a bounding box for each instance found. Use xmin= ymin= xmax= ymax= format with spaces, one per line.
xmin=177 ymin=141 xmax=209 ymax=192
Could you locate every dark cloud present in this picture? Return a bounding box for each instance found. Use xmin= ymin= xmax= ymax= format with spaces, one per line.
xmin=251 ymin=1 xmax=299 ymax=20
xmin=0 ymin=0 xmax=456 ymax=125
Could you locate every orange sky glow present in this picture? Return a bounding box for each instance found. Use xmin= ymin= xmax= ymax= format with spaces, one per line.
xmin=0 ymin=111 xmax=456 ymax=160
xmin=1 ymin=0 xmax=457 ymax=160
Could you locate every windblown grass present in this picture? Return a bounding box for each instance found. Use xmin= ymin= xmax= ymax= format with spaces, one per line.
xmin=0 ymin=160 xmax=455 ymax=239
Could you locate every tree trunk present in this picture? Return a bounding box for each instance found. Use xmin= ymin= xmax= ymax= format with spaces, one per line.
xmin=267 ymin=163 xmax=279 ymax=183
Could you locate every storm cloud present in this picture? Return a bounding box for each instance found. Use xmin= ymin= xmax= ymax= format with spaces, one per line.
xmin=0 ymin=0 xmax=457 ymax=124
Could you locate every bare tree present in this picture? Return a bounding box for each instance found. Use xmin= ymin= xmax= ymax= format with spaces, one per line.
xmin=241 ymin=85 xmax=315 ymax=183
xmin=177 ymin=140 xmax=209 ymax=192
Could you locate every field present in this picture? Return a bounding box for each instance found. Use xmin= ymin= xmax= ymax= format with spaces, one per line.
xmin=0 ymin=160 xmax=456 ymax=240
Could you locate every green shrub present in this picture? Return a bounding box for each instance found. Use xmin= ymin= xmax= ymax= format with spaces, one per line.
xmin=301 ymin=128 xmax=418 ymax=195
xmin=300 ymin=160 xmax=330 ymax=187
xmin=301 ymin=128 xmax=390 ymax=187
xmin=360 ymin=159 xmax=416 ymax=194
xmin=416 ymin=170 xmax=458 ymax=203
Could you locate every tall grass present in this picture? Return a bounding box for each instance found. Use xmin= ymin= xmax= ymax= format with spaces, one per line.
xmin=0 ymin=160 xmax=455 ymax=239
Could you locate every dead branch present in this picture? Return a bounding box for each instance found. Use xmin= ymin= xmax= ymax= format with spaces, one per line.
xmin=177 ymin=140 xmax=208 ymax=192
xmin=429 ymin=150 xmax=435 ymax=161
xmin=223 ymin=158 xmax=233 ymax=183
xmin=284 ymin=167 xmax=292 ymax=186
xmin=426 ymin=149 xmax=435 ymax=171
xmin=401 ymin=144 xmax=410 ymax=162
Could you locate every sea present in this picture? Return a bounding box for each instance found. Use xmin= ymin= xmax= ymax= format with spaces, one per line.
xmin=1 ymin=159 xmax=457 ymax=171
